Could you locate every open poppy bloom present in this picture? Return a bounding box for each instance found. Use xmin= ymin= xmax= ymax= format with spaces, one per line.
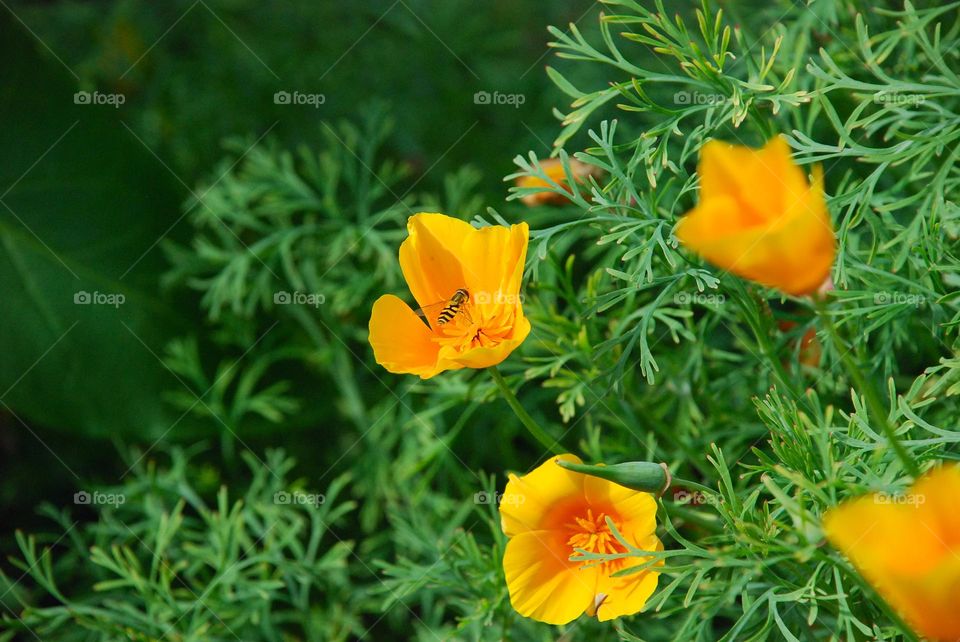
xmin=676 ymin=136 xmax=835 ymax=296
xmin=823 ymin=466 xmax=960 ymax=641
xmin=368 ymin=212 xmax=530 ymax=379
xmin=515 ymin=158 xmax=597 ymax=206
xmin=499 ymin=454 xmax=662 ymax=624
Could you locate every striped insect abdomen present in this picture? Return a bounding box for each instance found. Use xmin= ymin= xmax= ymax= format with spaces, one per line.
xmin=437 ymin=289 xmax=469 ymax=325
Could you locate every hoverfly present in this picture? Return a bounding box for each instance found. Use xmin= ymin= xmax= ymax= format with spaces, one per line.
xmin=416 ymin=288 xmax=471 ymax=326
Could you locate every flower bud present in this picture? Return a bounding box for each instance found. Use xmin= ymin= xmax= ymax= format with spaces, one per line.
xmin=554 ymin=459 xmax=670 ymax=495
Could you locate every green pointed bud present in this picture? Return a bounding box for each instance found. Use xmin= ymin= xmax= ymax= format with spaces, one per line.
xmin=555 ymin=459 xmax=670 ymax=495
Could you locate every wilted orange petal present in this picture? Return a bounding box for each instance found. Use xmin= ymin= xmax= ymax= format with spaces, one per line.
xmin=517 ymin=158 xmax=578 ymax=206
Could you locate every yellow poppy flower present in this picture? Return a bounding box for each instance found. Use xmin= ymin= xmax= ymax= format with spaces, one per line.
xmin=499 ymin=454 xmax=662 ymax=624
xmin=516 ymin=158 xmax=597 ymax=206
xmin=676 ymin=136 xmax=835 ymax=296
xmin=368 ymin=212 xmax=530 ymax=379
xmin=823 ymin=466 xmax=960 ymax=641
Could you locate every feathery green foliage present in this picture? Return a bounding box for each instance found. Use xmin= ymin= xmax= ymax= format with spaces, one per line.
xmin=3 ymin=1 xmax=959 ymax=641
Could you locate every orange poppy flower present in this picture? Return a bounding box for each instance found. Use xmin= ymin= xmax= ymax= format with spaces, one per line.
xmin=515 ymin=158 xmax=597 ymax=206
xmin=499 ymin=454 xmax=662 ymax=624
xmin=368 ymin=213 xmax=530 ymax=379
xmin=676 ymin=136 xmax=835 ymax=296
xmin=823 ymin=465 xmax=960 ymax=641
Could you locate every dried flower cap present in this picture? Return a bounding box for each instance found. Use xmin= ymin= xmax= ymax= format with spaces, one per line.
xmin=516 ymin=158 xmax=598 ymax=206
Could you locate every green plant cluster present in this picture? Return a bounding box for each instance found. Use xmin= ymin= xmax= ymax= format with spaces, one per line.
xmin=2 ymin=449 xmax=358 ymax=641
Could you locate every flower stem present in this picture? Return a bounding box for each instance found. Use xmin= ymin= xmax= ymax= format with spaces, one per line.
xmin=730 ymin=282 xmax=806 ymax=407
xmin=489 ymin=367 xmax=564 ymax=456
xmin=814 ymin=298 xmax=919 ymax=477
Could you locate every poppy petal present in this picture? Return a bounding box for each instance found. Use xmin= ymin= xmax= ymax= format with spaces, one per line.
xmin=459 ymin=222 xmax=529 ymax=302
xmin=699 ymin=137 xmax=808 ymax=224
xmin=676 ymin=185 xmax=833 ymax=295
xmin=677 ymin=136 xmax=835 ymax=296
xmin=399 ymin=213 xmax=472 ymax=311
xmin=446 ymin=314 xmax=531 ymax=371
xmin=584 ymin=475 xmax=658 ymax=540
xmin=595 ymin=534 xmax=663 ymax=621
xmin=824 ymin=467 xmax=960 ymax=640
xmin=368 ymin=294 xmax=445 ymax=378
xmin=503 ymin=529 xmax=598 ymax=625
xmin=501 ymin=454 xmax=584 ymax=536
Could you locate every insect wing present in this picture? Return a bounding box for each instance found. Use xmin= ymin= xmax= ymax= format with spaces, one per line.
xmin=414 ymin=300 xmax=447 ymax=320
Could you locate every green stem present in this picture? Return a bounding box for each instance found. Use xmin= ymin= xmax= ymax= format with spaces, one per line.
xmin=489 ymin=367 xmax=564 ymax=456
xmin=814 ymin=299 xmax=919 ymax=477
xmin=730 ymin=282 xmax=807 ymax=408
xmin=663 ymin=504 xmax=724 ymax=535
xmin=671 ymin=477 xmax=715 ymax=495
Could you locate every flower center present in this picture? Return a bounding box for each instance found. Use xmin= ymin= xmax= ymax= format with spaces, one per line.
xmin=565 ymin=508 xmax=626 ymax=560
xmin=434 ymin=303 xmax=514 ymax=351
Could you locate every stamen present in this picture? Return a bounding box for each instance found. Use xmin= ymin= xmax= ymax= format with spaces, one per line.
xmin=566 ymin=509 xmax=626 ymax=562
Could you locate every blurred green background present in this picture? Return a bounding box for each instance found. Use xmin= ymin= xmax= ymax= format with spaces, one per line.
xmin=0 ymin=0 xmax=598 ymax=499
xmin=0 ymin=0 xmax=605 ymax=637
